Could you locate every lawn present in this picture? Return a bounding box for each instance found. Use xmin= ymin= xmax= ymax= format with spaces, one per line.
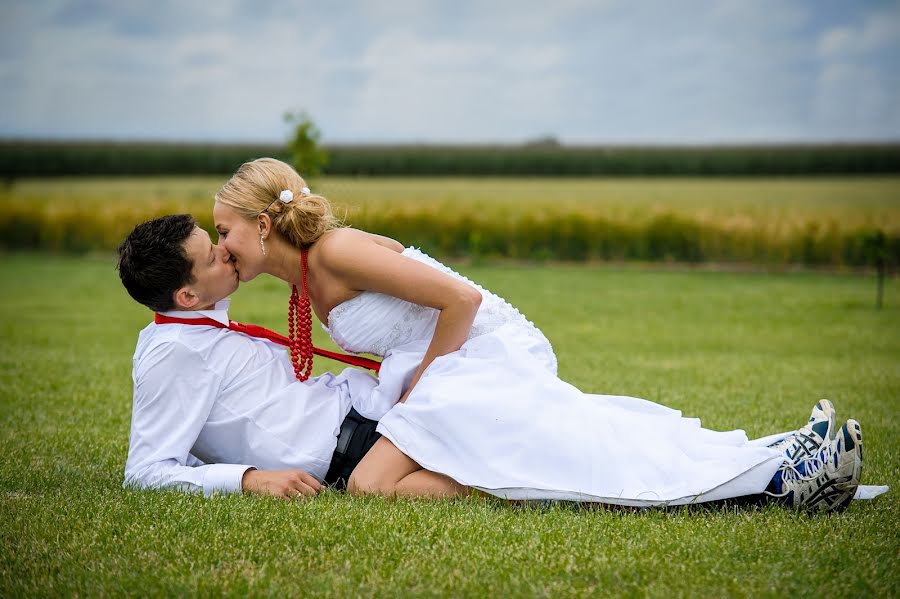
xmin=0 ymin=254 xmax=898 ymax=596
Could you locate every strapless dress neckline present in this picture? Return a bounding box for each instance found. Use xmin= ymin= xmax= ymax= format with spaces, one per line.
xmin=323 ymin=247 xmax=418 ymax=333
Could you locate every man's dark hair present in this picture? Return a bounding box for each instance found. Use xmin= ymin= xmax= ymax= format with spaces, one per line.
xmin=117 ymin=214 xmax=198 ymax=312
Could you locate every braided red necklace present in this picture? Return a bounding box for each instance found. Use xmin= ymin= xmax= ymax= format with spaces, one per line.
xmin=287 ymin=247 xmax=314 ymax=381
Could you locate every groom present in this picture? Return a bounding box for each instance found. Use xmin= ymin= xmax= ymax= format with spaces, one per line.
xmin=117 ymin=214 xmax=395 ymax=498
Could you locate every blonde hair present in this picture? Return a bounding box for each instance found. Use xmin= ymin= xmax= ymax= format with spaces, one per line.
xmin=215 ymin=157 xmax=339 ymax=247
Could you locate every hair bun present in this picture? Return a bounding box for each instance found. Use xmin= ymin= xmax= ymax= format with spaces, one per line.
xmin=215 ymin=158 xmax=339 ymax=247
xmin=275 ymin=191 xmax=337 ymax=247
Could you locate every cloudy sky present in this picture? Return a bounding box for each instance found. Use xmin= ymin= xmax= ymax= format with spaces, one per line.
xmin=2 ymin=0 xmax=899 ymax=144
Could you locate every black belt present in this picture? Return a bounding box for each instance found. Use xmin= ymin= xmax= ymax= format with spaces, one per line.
xmin=336 ymin=411 xmax=361 ymax=454
xmin=324 ymin=408 xmax=380 ymax=489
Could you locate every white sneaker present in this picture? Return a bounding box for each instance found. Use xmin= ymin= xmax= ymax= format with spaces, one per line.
xmin=822 ymin=419 xmax=864 ymax=511
xmin=766 ymin=419 xmax=863 ymax=512
xmin=769 ymin=399 xmax=837 ymax=460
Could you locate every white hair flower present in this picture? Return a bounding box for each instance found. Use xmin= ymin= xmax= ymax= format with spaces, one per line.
xmin=301 ymin=186 xmax=311 ymax=195
xmin=279 ymin=190 xmax=293 ymax=204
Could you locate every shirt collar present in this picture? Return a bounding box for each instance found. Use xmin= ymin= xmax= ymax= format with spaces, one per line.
xmin=157 ymin=298 xmax=231 ymax=326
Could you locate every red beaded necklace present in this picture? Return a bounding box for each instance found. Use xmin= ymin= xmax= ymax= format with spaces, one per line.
xmin=287 ymin=247 xmax=314 ymax=381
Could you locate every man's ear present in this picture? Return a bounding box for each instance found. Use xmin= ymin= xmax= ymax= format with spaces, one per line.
xmin=257 ymin=213 xmax=273 ymax=238
xmin=173 ymin=285 xmax=201 ymax=310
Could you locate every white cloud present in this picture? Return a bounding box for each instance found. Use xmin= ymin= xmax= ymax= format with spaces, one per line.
xmin=328 ymin=26 xmax=571 ymax=140
xmin=1 ymin=0 xmax=898 ymax=142
xmin=818 ymin=27 xmax=855 ymax=58
xmin=859 ymin=12 xmax=900 ymax=52
xmin=818 ymin=10 xmax=900 ymax=59
xmin=810 ymin=4 xmax=900 ymax=139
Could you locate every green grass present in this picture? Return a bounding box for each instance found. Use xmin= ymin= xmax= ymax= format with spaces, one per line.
xmin=1 ymin=255 xmax=898 ymax=596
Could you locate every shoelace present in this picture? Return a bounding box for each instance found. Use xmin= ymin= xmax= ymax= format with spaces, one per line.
xmin=764 ymin=461 xmax=805 ymax=497
xmin=769 ymin=421 xmax=821 ymax=455
xmin=764 ymin=442 xmax=836 ymax=498
xmin=797 ymin=441 xmax=837 ymax=479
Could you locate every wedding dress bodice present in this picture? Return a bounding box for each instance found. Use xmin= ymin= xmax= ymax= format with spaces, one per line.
xmin=323 ymin=247 xmax=557 ymax=372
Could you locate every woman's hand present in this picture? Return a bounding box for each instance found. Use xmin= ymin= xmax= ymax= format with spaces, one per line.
xmin=397 ymin=293 xmax=480 ymax=403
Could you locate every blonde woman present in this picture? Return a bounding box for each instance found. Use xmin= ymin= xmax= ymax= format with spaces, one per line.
xmin=212 ymin=157 xmax=874 ymax=510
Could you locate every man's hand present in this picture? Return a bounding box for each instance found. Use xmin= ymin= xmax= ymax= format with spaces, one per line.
xmin=241 ymin=468 xmax=322 ymax=499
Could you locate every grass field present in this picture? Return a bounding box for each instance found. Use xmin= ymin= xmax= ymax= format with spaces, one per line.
xmin=0 ymin=254 xmax=897 ymax=596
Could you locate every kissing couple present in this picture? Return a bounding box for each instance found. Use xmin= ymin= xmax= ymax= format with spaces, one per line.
xmin=118 ymin=158 xmax=886 ymax=510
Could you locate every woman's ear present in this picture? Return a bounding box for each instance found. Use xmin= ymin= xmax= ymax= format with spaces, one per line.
xmin=257 ymin=213 xmax=273 ymax=238
xmin=173 ymin=285 xmax=201 ymax=310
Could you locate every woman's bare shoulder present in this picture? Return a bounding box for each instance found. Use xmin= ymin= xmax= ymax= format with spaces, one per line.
xmin=318 ymin=227 xmax=404 ymax=254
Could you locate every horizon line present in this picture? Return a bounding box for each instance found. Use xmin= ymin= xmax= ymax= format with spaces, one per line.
xmin=2 ymin=136 xmax=900 ymax=149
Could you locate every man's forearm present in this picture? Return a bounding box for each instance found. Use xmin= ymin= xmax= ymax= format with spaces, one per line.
xmin=123 ymin=459 xmax=255 ymax=497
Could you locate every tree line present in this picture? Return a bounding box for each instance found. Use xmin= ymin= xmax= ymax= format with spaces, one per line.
xmin=2 ymin=140 xmax=899 ymax=177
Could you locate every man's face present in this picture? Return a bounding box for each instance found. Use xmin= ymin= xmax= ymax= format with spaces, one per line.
xmin=179 ymin=227 xmax=239 ymax=310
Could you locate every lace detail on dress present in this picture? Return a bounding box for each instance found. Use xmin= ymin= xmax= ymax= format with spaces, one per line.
xmin=370 ymin=302 xmax=431 ymax=357
xmin=467 ymin=297 xmax=558 ymax=374
xmin=404 ymin=247 xmax=558 ymax=373
xmin=325 ymin=298 xmax=355 ymax=334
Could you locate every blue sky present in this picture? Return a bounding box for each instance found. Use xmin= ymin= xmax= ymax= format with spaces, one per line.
xmin=1 ymin=0 xmax=898 ymax=143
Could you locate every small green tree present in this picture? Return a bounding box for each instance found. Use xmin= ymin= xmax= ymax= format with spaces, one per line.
xmin=284 ymin=111 xmax=329 ymax=179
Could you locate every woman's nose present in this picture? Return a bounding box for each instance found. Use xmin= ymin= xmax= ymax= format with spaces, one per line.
xmin=216 ymin=244 xmax=231 ymax=262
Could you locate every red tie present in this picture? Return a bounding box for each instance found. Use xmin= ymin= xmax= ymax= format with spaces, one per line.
xmin=153 ymin=313 xmax=381 ymax=373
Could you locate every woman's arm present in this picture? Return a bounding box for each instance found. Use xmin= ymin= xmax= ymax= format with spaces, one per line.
xmin=318 ymin=230 xmax=482 ymax=402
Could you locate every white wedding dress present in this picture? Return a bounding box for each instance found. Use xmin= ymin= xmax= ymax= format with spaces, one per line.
xmin=325 ymin=248 xmax=887 ymax=505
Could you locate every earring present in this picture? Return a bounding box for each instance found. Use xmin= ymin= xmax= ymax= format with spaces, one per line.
xmin=260 ymin=234 xmax=267 ymax=256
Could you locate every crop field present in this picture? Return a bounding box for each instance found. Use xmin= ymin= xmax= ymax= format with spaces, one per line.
xmin=2 ymin=176 xmax=899 ymax=265
xmin=0 ymin=254 xmax=897 ymax=596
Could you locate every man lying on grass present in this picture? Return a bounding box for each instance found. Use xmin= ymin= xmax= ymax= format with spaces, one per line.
xmin=117 ymin=214 xmax=394 ymax=498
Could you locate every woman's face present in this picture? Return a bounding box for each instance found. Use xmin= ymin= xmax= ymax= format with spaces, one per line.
xmin=213 ymin=201 xmax=264 ymax=282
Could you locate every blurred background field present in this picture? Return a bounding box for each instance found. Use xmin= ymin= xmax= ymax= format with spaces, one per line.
xmin=3 ymin=173 xmax=898 ymax=267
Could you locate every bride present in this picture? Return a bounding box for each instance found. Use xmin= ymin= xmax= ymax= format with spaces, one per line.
xmin=212 ymin=158 xmax=878 ymax=511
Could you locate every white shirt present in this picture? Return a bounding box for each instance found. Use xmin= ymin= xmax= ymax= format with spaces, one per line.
xmin=123 ymin=299 xmax=387 ymax=497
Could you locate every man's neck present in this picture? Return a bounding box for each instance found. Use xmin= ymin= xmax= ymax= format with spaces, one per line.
xmin=167 ymin=304 xmax=214 ymax=313
xmin=168 ymin=299 xmax=228 ymax=313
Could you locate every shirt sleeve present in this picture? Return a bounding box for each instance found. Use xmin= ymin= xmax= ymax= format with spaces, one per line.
xmin=123 ymin=340 xmax=255 ymax=497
